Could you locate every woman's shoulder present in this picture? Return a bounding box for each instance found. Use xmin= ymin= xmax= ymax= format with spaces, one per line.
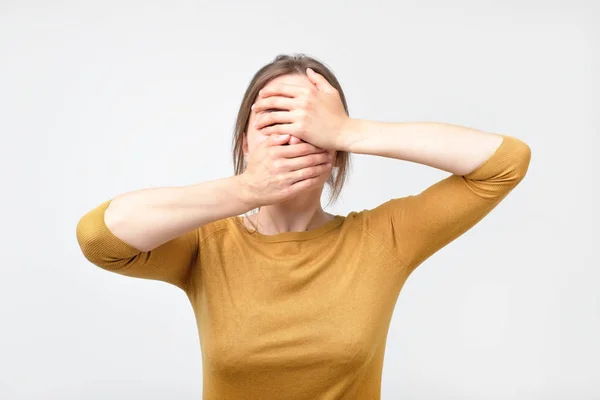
xmin=340 ymin=196 xmax=413 ymax=234
xmin=193 ymin=216 xmax=237 ymax=245
xmin=346 ymin=196 xmax=411 ymax=219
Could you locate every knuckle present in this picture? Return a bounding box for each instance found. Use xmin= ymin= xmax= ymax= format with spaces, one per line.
xmin=296 ymin=110 xmax=307 ymax=123
xmin=275 ymin=174 xmax=286 ymax=187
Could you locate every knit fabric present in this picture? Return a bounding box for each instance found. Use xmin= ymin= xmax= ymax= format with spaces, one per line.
xmin=76 ymin=135 xmax=531 ymax=399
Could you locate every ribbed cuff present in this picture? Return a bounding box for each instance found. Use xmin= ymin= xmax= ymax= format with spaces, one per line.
xmin=76 ymin=200 xmax=142 ymax=265
xmin=465 ymin=135 xmax=529 ymax=181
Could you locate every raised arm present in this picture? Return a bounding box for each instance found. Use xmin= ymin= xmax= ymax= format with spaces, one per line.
xmin=249 ymin=69 xmax=531 ymax=272
xmin=76 ymin=133 xmax=334 ymax=289
xmin=342 ymin=121 xmax=531 ymax=272
xmin=76 ymin=176 xmax=253 ymax=289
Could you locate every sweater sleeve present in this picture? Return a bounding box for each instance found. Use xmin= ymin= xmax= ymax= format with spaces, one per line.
xmin=76 ymin=200 xmax=199 ymax=290
xmin=360 ymin=135 xmax=531 ymax=273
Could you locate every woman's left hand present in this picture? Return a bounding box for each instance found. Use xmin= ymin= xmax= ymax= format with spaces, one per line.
xmin=252 ymin=68 xmax=350 ymax=150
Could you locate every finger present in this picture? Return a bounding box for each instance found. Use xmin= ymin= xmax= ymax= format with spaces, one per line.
xmin=284 ymin=151 xmax=331 ymax=172
xmin=255 ymin=111 xmax=295 ymax=130
xmin=306 ymin=68 xmax=336 ymax=93
xmin=263 ymin=133 xmax=291 ymax=147
xmin=260 ymin=123 xmax=296 ymax=137
xmin=259 ymin=84 xmax=310 ymax=99
xmin=275 ymin=142 xmax=325 ymax=158
xmin=252 ymin=96 xmax=296 ymax=113
xmin=288 ymin=175 xmax=326 ymax=195
xmin=288 ymin=162 xmax=332 ymax=184
xmin=288 ymin=135 xmax=303 ymax=145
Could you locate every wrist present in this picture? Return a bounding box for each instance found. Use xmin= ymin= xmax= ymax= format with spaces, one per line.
xmin=336 ymin=118 xmax=364 ymax=153
xmin=232 ymin=174 xmax=261 ymax=211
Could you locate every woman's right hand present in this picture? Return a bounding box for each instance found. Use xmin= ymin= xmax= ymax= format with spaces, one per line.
xmin=240 ymin=134 xmax=333 ymax=207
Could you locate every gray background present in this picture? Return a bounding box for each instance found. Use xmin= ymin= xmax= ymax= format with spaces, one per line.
xmin=1 ymin=0 xmax=598 ymax=398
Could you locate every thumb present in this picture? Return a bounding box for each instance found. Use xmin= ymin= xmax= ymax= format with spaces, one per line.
xmin=306 ymin=68 xmax=333 ymax=92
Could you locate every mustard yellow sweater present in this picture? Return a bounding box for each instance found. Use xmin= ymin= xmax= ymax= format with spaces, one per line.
xmin=76 ymin=135 xmax=531 ymax=399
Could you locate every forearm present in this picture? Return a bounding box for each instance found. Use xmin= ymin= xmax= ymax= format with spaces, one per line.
xmin=104 ymin=175 xmax=253 ymax=252
xmin=339 ymin=120 xmax=504 ymax=176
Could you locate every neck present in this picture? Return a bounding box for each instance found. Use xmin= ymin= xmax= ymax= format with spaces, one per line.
xmin=252 ymin=189 xmax=330 ymax=234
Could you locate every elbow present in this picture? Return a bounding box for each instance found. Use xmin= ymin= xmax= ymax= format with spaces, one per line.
xmin=76 ymin=214 xmax=108 ymax=265
xmin=512 ymin=139 xmax=532 ymax=184
xmin=75 ymin=204 xmax=139 ymax=270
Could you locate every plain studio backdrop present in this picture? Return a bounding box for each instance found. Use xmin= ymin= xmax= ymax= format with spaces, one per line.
xmin=1 ymin=0 xmax=598 ymax=399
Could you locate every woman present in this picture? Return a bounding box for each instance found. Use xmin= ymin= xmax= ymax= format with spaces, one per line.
xmin=77 ymin=54 xmax=531 ymax=399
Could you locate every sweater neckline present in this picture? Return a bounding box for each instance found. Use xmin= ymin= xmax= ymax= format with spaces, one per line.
xmin=232 ymin=215 xmax=345 ymax=243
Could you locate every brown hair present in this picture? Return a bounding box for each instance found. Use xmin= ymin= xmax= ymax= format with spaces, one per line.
xmin=232 ymin=53 xmax=351 ymax=206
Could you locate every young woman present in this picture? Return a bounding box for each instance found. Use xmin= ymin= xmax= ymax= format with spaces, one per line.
xmin=77 ymin=54 xmax=531 ymax=399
